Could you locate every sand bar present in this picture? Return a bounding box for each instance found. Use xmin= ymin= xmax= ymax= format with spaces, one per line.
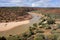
xmin=0 ymin=20 xmax=29 ymax=31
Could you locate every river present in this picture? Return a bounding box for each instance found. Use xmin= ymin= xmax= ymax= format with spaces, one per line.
xmin=0 ymin=12 xmax=41 ymax=37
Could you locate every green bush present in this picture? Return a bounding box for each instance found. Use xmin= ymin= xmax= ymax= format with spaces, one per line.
xmin=7 ymin=35 xmax=21 ymax=40
xmin=46 ymin=35 xmax=54 ymax=40
xmin=47 ymin=19 xmax=55 ymax=24
xmin=22 ymin=33 xmax=28 ymax=38
xmin=36 ymin=30 xmax=44 ymax=33
xmin=53 ymin=33 xmax=60 ymax=40
xmin=33 ymin=23 xmax=37 ymax=27
xmin=29 ymin=27 xmax=35 ymax=36
xmin=34 ymin=34 xmax=45 ymax=40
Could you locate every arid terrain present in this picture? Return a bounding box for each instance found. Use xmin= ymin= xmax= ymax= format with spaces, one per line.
xmin=0 ymin=7 xmax=60 ymax=40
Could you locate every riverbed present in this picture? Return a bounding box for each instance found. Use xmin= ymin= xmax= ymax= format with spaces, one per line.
xmin=0 ymin=12 xmax=41 ymax=36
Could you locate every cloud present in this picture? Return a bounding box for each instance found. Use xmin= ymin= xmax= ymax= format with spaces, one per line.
xmin=10 ymin=0 xmax=22 ymax=2
xmin=0 ymin=0 xmax=26 ymax=7
xmin=0 ymin=0 xmax=60 ymax=7
xmin=32 ymin=0 xmax=52 ymax=7
xmin=0 ymin=0 xmax=41 ymax=7
xmin=32 ymin=0 xmax=60 ymax=7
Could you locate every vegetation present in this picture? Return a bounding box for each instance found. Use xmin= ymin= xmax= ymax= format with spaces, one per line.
xmin=0 ymin=36 xmax=6 ymax=40
xmin=34 ymin=33 xmax=45 ymax=40
xmin=0 ymin=7 xmax=33 ymax=23
xmin=0 ymin=8 xmax=60 ymax=40
xmin=0 ymin=15 xmax=59 ymax=40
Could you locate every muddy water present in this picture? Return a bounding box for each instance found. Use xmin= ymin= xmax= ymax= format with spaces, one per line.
xmin=0 ymin=13 xmax=41 ymax=37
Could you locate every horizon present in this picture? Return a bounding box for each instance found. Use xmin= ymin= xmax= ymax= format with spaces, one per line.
xmin=0 ymin=0 xmax=60 ymax=7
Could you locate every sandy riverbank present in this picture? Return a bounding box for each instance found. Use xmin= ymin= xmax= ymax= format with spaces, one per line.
xmin=0 ymin=12 xmax=41 ymax=32
xmin=0 ymin=12 xmax=41 ymax=36
xmin=0 ymin=20 xmax=29 ymax=31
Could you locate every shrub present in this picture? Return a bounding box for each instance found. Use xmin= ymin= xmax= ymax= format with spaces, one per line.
xmin=46 ymin=35 xmax=54 ymax=40
xmin=30 ymin=26 xmax=36 ymax=30
xmin=47 ymin=19 xmax=55 ymax=24
xmin=57 ymin=36 xmax=60 ymax=40
xmin=44 ymin=24 xmax=51 ymax=29
xmin=33 ymin=23 xmax=37 ymax=27
xmin=57 ymin=24 xmax=60 ymax=29
xmin=53 ymin=33 xmax=60 ymax=40
xmin=36 ymin=29 xmax=44 ymax=33
xmin=34 ymin=33 xmax=45 ymax=40
xmin=0 ymin=36 xmax=6 ymax=40
xmin=22 ymin=33 xmax=28 ymax=37
xmin=29 ymin=27 xmax=35 ymax=36
xmin=7 ymin=35 xmax=21 ymax=40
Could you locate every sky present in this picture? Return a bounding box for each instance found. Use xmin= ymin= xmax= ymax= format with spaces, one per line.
xmin=0 ymin=0 xmax=60 ymax=7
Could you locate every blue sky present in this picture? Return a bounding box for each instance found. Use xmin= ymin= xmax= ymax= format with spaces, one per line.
xmin=0 ymin=0 xmax=60 ymax=7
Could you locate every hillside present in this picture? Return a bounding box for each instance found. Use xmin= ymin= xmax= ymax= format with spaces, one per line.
xmin=0 ymin=7 xmax=60 ymax=23
xmin=0 ymin=7 xmax=33 ymax=23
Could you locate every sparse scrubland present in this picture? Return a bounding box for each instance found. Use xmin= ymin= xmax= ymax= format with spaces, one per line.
xmin=0 ymin=8 xmax=60 ymax=40
xmin=0 ymin=7 xmax=33 ymax=22
xmin=1 ymin=10 xmax=60 ymax=40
